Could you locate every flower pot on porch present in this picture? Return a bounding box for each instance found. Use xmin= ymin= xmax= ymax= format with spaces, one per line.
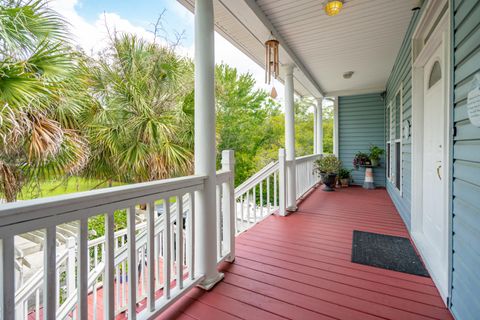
xmin=340 ymin=178 xmax=349 ymax=187
xmin=370 ymin=158 xmax=380 ymax=167
xmin=321 ymin=173 xmax=337 ymax=192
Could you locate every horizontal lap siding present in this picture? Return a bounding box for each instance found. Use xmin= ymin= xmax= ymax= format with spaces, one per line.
xmin=451 ymin=0 xmax=480 ymax=318
xmin=384 ymin=11 xmax=421 ymax=229
xmin=338 ymin=94 xmax=386 ymax=187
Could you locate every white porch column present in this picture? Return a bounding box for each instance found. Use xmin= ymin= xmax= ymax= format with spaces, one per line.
xmin=194 ymin=0 xmax=223 ymax=290
xmin=316 ymin=98 xmax=323 ymax=154
xmin=284 ymin=64 xmax=297 ymax=212
xmin=333 ymin=96 xmax=339 ymax=156
xmin=313 ymin=104 xmax=318 ymax=154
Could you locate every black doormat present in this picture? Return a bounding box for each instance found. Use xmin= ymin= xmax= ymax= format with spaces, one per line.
xmin=351 ymin=230 xmax=429 ymax=277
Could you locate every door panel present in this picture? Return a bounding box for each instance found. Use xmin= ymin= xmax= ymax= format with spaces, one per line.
xmin=422 ymin=44 xmax=445 ymax=255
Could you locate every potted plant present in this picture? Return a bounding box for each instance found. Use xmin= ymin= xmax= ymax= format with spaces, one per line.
xmin=314 ymin=155 xmax=342 ymax=192
xmin=338 ymin=168 xmax=352 ymax=187
xmin=353 ymin=151 xmax=370 ymax=168
xmin=369 ymin=145 xmax=385 ymax=167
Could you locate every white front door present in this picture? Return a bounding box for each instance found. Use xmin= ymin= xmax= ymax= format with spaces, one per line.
xmin=422 ymin=45 xmax=445 ymax=252
xmin=419 ymin=42 xmax=449 ymax=295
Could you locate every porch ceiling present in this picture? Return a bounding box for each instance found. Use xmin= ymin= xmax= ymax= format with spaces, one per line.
xmin=178 ymin=0 xmax=419 ymax=97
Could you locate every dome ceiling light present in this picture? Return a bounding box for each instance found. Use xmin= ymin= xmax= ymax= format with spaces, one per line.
xmin=324 ymin=0 xmax=344 ymax=17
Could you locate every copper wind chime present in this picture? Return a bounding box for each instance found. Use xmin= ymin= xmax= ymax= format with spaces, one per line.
xmin=265 ymin=36 xmax=280 ymax=98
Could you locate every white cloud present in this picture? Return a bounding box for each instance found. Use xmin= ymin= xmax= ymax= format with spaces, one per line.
xmin=50 ymin=0 xmax=283 ymax=98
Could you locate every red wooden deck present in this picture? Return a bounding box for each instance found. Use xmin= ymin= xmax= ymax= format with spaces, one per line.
xmin=158 ymin=186 xmax=453 ymax=320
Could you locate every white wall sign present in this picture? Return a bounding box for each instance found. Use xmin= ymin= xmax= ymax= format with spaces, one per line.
xmin=467 ymin=73 xmax=480 ymax=127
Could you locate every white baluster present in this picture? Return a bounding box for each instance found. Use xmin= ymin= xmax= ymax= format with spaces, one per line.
xmin=127 ymin=206 xmax=137 ymax=320
xmin=104 ymin=212 xmax=115 ymax=320
xmin=187 ymin=192 xmax=195 ymax=281
xmin=176 ymin=196 xmax=184 ymax=290
xmin=77 ymin=218 xmax=88 ymax=320
xmin=163 ymin=200 xmax=171 ymax=299
xmin=147 ymin=202 xmax=155 ymax=312
xmin=1 ymin=236 xmax=15 ymax=320
xmin=44 ymin=225 xmax=56 ymax=319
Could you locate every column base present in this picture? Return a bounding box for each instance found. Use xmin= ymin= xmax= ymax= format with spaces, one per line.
xmin=286 ymin=206 xmax=298 ymax=212
xmin=197 ymin=272 xmax=224 ymax=291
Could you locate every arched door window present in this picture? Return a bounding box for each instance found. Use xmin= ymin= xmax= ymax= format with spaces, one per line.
xmin=428 ymin=61 xmax=442 ymax=88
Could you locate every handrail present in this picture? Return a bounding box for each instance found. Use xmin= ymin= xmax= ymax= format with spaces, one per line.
xmin=0 ymin=175 xmax=207 ymax=231
xmin=235 ymin=161 xmax=278 ymax=197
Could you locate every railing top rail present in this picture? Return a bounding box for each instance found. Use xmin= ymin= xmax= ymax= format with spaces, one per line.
xmin=295 ymin=153 xmax=323 ymax=163
xmin=235 ymin=161 xmax=278 ymax=197
xmin=0 ymin=175 xmax=206 ymax=230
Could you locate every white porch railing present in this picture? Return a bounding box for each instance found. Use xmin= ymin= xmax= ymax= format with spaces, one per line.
xmin=1 ymin=149 xmax=320 ymax=319
xmin=234 ymin=149 xmax=322 ymax=234
xmin=294 ymin=154 xmax=323 ymax=200
xmin=0 ymin=151 xmax=235 ymax=320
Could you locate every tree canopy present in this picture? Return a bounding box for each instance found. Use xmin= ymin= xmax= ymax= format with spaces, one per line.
xmin=0 ymin=1 xmax=333 ymax=201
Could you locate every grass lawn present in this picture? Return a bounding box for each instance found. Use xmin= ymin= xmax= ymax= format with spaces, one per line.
xmin=18 ymin=177 xmax=124 ymax=200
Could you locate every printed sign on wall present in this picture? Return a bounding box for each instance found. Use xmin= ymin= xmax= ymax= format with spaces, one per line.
xmin=467 ymin=73 xmax=480 ymax=127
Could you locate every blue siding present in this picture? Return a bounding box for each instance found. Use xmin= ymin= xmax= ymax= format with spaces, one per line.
xmin=451 ymin=0 xmax=480 ymax=318
xmin=384 ymin=11 xmax=422 ymax=229
xmin=338 ymin=94 xmax=386 ymax=187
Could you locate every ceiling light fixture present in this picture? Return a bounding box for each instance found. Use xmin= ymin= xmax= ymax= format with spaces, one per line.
xmin=343 ymin=71 xmax=354 ymax=79
xmin=324 ymin=0 xmax=344 ymax=16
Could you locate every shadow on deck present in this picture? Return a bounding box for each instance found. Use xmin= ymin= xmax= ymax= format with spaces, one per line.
xmin=157 ymin=186 xmax=452 ymax=320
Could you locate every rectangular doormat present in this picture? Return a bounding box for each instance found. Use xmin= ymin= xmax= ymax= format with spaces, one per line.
xmin=351 ymin=230 xmax=429 ymax=277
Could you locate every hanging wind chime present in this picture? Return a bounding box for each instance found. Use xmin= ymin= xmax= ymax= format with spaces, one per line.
xmin=265 ymin=36 xmax=280 ymax=98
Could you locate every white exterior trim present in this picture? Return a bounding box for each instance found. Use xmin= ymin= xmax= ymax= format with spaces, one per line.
xmin=326 ymin=87 xmax=386 ymax=97
xmin=333 ymin=97 xmax=339 ymax=156
xmin=411 ymin=2 xmax=451 ymax=303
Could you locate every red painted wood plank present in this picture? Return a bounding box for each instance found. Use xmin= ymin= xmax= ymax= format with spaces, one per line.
xmin=186 ymin=287 xmax=287 ymax=320
xmin=232 ymin=256 xmax=449 ymax=317
xmin=232 ymin=251 xmax=445 ymax=308
xmin=222 ymin=272 xmax=384 ymax=320
xmin=235 ymin=243 xmax=438 ymax=293
xmin=226 ymin=262 xmax=451 ymax=320
xmin=213 ymin=282 xmax=334 ymax=320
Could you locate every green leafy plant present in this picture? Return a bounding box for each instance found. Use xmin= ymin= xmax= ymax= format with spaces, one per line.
xmin=314 ymin=155 xmax=342 ymax=174
xmin=338 ymin=168 xmax=352 ymax=179
xmin=369 ymin=145 xmax=385 ymax=162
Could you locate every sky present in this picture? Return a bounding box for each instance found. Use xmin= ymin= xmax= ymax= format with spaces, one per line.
xmin=49 ymin=0 xmax=284 ymax=98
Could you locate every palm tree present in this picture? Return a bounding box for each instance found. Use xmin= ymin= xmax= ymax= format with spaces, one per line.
xmin=0 ymin=0 xmax=90 ymax=201
xmin=83 ymin=34 xmax=194 ymax=184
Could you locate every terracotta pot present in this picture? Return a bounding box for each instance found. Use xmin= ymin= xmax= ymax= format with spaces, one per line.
xmin=341 ymin=178 xmax=349 ymax=187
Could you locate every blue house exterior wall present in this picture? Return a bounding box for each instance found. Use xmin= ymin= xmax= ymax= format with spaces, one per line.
xmin=383 ymin=10 xmax=422 ymax=229
xmin=338 ymin=94 xmax=386 ymax=187
xmin=450 ymin=0 xmax=480 ymax=318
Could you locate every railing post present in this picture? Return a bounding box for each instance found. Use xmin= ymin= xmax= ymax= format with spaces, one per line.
xmin=221 ymin=150 xmax=235 ymax=262
xmin=283 ymin=64 xmax=297 ymax=212
xmin=194 ymin=0 xmax=223 ymax=290
xmin=316 ymin=98 xmax=323 ymax=154
xmin=278 ymin=148 xmax=287 ymax=216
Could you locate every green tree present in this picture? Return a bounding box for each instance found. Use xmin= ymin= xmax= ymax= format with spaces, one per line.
xmin=0 ymin=0 xmax=90 ymax=201
xmin=214 ymin=64 xmax=281 ymax=185
xmin=83 ymin=34 xmax=194 ymax=184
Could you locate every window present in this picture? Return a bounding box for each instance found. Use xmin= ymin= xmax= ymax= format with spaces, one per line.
xmin=428 ymin=61 xmax=442 ymax=88
xmin=387 ymin=87 xmax=402 ymax=192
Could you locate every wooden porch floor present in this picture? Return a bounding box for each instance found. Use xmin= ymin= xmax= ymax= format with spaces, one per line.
xmin=158 ymin=186 xmax=453 ymax=320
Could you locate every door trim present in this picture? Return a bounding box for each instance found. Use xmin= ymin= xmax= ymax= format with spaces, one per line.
xmin=411 ymin=2 xmax=451 ymax=304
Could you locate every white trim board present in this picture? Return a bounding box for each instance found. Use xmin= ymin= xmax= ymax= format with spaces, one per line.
xmin=410 ymin=0 xmax=451 ymax=304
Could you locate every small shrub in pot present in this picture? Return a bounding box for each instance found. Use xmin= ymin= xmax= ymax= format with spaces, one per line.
xmin=314 ymin=155 xmax=342 ymax=192
xmin=338 ymin=168 xmax=352 ymax=187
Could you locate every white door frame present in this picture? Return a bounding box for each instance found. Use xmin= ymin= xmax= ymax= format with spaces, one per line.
xmin=411 ymin=0 xmax=451 ymax=303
